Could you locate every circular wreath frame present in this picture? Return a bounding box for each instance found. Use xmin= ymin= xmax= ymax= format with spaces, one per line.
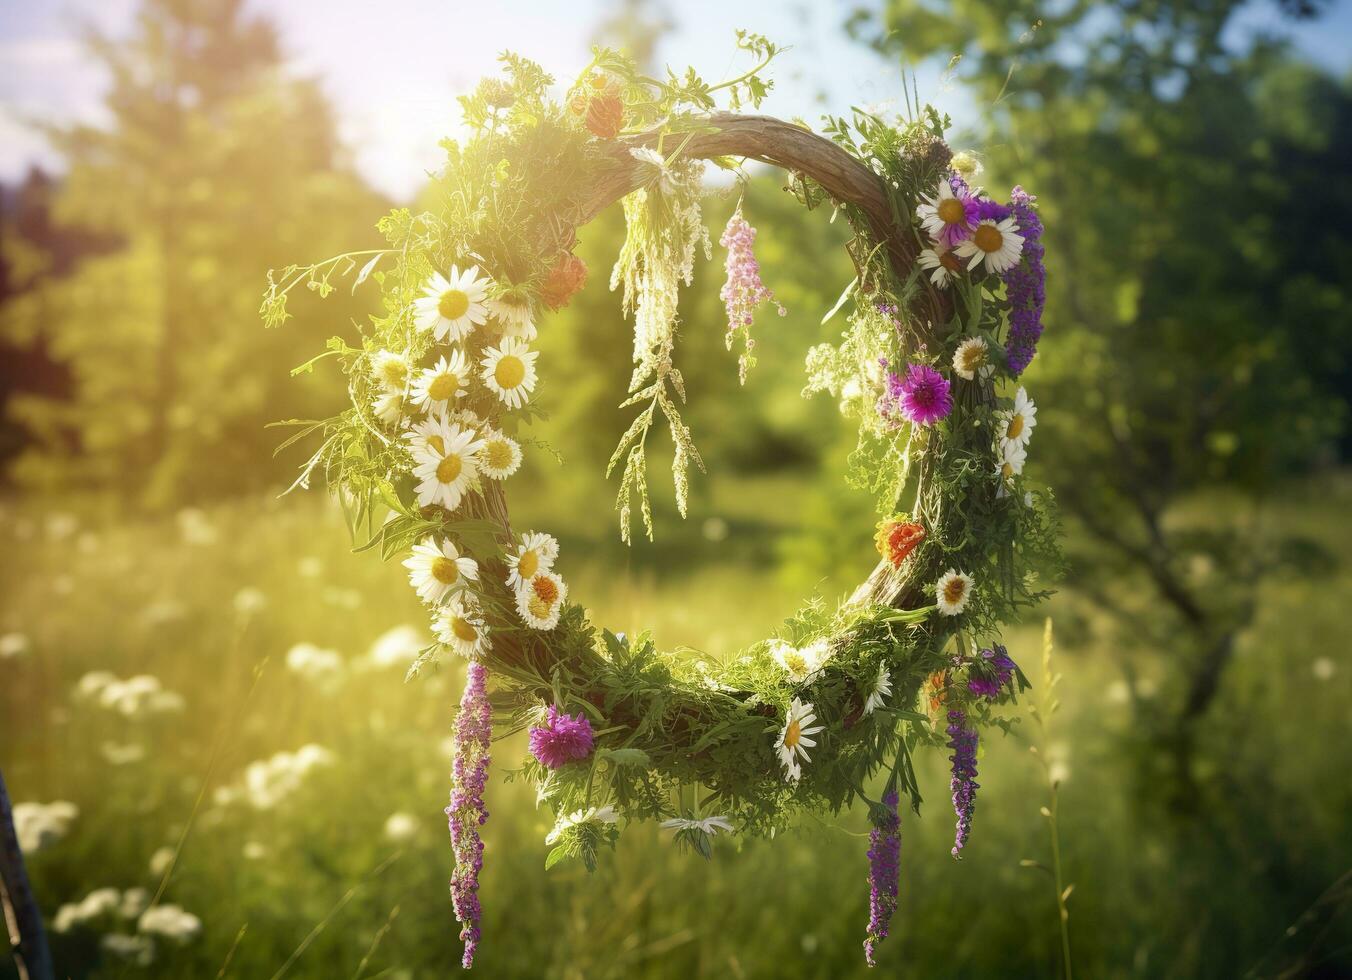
xmin=265 ymin=44 xmax=1059 ymax=967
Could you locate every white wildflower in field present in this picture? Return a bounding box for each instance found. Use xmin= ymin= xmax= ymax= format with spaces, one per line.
xmin=101 ymin=741 xmax=147 ymax=765
xmin=0 ymin=632 xmax=30 ymax=658
xmin=284 ymin=642 xmax=345 ymax=688
xmin=1313 ymin=657 xmax=1336 ymax=680
xmin=45 ymin=512 xmax=79 ymax=541
xmin=101 ymin=933 xmax=155 ymax=966
xmin=232 ymin=587 xmax=268 ymax=616
xmin=120 ymin=888 xmax=150 ymax=920
xmin=78 ymin=674 xmax=185 ymax=717
xmin=176 ymin=507 xmax=219 ymax=546
xmin=297 ymin=556 xmax=325 ymax=579
xmin=216 ymin=744 xmax=335 ymax=810
xmin=383 ymin=811 xmax=420 ymax=843
xmin=137 ymin=904 xmax=202 ymax=945
xmin=242 ymin=841 xmax=267 ymax=860
xmin=149 ymin=847 xmax=176 ymax=878
xmin=366 ymin=625 xmax=426 ymax=669
xmin=13 ymin=800 xmax=78 ymax=853
xmin=54 ymin=888 xmax=121 ymax=932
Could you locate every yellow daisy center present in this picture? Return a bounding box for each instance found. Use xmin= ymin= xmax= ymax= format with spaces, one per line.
xmin=381 ymin=361 xmax=408 ymax=387
xmin=973 ymin=224 xmax=1003 ymax=253
xmin=532 ymin=575 xmax=560 ymax=604
xmin=937 ymin=198 xmax=965 ymax=225
xmin=940 ymin=251 xmax=963 ymax=273
xmin=438 ymin=289 xmax=470 ymax=320
xmin=1006 ymin=413 xmax=1025 ymax=440
xmin=943 ymin=578 xmax=967 ymax=605
xmin=1001 ymin=462 xmax=1014 ymax=479
xmin=425 ymin=434 xmax=446 ymax=456
xmin=959 ymin=346 xmax=986 ymax=372
xmin=527 ymin=595 xmax=551 ymax=619
xmin=450 ymin=616 xmax=478 ymax=642
xmin=431 ymin=556 xmax=460 ymax=585
xmin=485 ymin=440 xmax=514 ymax=470
xmin=436 ymin=454 xmax=463 ymax=484
xmin=517 ymin=549 xmax=539 ymax=580
xmin=784 ymin=652 xmax=808 ymax=675
xmin=428 ymin=372 xmax=460 ymax=401
xmin=783 ymin=718 xmax=802 ymax=749
xmin=494 ymin=354 xmax=526 ymax=390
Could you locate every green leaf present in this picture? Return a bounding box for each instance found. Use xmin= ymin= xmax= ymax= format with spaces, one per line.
xmin=544 ymin=846 xmax=568 ymax=871
xmin=821 ymin=276 xmax=858 ymax=325
xmin=598 ymin=748 xmax=651 ymax=768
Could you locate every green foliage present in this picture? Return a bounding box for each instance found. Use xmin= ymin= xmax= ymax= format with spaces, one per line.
xmin=0 ymin=0 xmax=383 ymax=508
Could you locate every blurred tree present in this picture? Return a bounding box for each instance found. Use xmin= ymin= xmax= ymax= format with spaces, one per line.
xmin=849 ymin=1 xmax=1351 ymax=751
xmin=0 ymin=0 xmax=384 ymax=509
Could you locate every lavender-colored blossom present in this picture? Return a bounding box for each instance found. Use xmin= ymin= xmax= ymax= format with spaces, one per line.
xmin=864 ymin=789 xmax=901 ymax=967
xmin=947 ymin=709 xmax=980 ymax=858
xmin=528 ymin=706 xmax=594 ymax=769
xmin=884 ymin=363 xmax=953 ymax=426
xmin=967 ymin=643 xmax=1018 ymax=700
xmin=447 ymin=661 xmax=491 ymax=968
xmin=1004 ymin=186 xmax=1046 ymax=376
xmin=719 ymin=207 xmax=785 ymax=378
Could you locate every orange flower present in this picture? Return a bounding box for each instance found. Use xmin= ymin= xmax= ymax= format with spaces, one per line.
xmin=585 ymin=90 xmax=624 ymax=139
xmin=540 ymin=253 xmax=588 ymax=310
xmin=923 ymin=670 xmax=949 ymax=718
xmin=874 ymin=516 xmax=926 ymax=569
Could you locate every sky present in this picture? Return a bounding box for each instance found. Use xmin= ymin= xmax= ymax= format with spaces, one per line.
xmin=1 ymin=0 xmax=1350 ymax=201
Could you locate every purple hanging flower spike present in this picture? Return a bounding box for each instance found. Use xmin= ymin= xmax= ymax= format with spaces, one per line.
xmin=947 ymin=709 xmax=980 ymax=858
xmin=447 ymin=661 xmax=492 ymax=968
xmin=1004 ymin=186 xmax=1045 ymax=376
xmin=528 ymin=706 xmax=594 ymax=769
xmin=864 ymin=789 xmax=901 ymax=967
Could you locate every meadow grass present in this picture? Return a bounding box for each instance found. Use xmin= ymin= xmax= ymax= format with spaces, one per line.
xmin=3 ymin=474 xmax=1352 ymax=978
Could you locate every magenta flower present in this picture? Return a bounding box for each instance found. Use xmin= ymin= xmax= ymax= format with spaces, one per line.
xmin=947 ymin=708 xmax=980 ymax=858
xmin=528 ymin=706 xmax=594 ymax=769
xmin=886 ymin=363 xmax=952 ymax=426
xmin=447 ymin=661 xmax=491 ymax=968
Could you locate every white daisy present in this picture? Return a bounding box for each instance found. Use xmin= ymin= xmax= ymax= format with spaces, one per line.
xmin=660 ymin=815 xmax=735 ymax=836
xmin=505 ymin=531 xmax=558 ymax=590
xmin=402 ymin=536 xmax=478 ymax=605
xmin=916 ymin=179 xmax=976 ymax=246
xmin=516 ymin=570 xmax=567 ymax=630
xmin=776 ymin=698 xmax=824 ymax=783
xmin=952 ymin=336 xmax=994 ymax=381
xmin=434 ymin=593 xmax=489 ymax=659
xmin=369 ymin=349 xmax=411 ymax=392
xmin=955 ymin=217 xmax=1025 ymax=275
xmin=994 ymin=440 xmax=1028 ymax=497
xmin=480 ymin=337 xmax=539 ymax=410
xmin=411 ymin=422 xmax=484 ymax=512
xmin=404 ymin=414 xmax=453 ymax=458
xmin=486 ymin=294 xmax=538 ymax=340
xmin=935 ymin=569 xmax=974 ymax=617
xmin=372 ymin=391 xmax=413 ymax=426
xmin=478 ymin=428 xmax=523 ymax=480
xmin=864 ymin=663 xmax=893 ymax=716
xmin=770 ymin=638 xmax=830 ymax=684
xmin=411 ymin=351 xmax=471 ymax=413
xmin=918 ymin=244 xmax=965 ymax=288
xmin=414 ymin=265 xmax=491 ymax=342
xmin=998 ymin=386 xmax=1037 ymax=449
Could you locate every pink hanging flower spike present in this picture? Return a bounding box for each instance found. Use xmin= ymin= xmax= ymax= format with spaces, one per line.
xmin=447 ymin=661 xmax=492 ymax=968
xmin=719 ymin=204 xmax=786 ymax=383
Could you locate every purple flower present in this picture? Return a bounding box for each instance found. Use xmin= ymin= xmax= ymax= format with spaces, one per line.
xmin=528 ymin=706 xmax=594 ymax=769
xmin=864 ymin=789 xmax=902 ymax=967
xmin=885 ymin=363 xmax=953 ymax=426
xmin=967 ymin=643 xmax=1018 ymax=700
xmin=947 ymin=709 xmax=980 ymax=858
xmin=447 ymin=662 xmax=491 ymax=968
xmin=1004 ymin=186 xmax=1045 ymax=376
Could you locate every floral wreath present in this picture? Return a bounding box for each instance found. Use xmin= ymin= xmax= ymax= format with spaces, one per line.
xmin=262 ymin=35 xmax=1060 ymax=969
